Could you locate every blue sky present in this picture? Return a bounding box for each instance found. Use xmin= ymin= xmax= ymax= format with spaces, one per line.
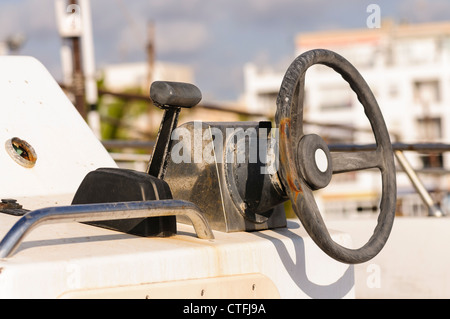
xmin=1 ymin=0 xmax=449 ymax=101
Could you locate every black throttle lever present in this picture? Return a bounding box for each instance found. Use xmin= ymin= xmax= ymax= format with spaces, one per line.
xmin=147 ymin=81 xmax=202 ymax=179
xmin=72 ymin=81 xmax=202 ymax=238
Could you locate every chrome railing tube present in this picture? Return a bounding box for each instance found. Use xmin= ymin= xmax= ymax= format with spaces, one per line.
xmin=0 ymin=200 xmax=214 ymax=258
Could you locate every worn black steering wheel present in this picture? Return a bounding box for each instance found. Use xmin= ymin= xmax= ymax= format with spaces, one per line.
xmin=275 ymin=49 xmax=396 ymax=264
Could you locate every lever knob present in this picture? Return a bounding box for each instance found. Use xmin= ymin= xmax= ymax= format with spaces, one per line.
xmin=150 ymin=81 xmax=202 ymax=109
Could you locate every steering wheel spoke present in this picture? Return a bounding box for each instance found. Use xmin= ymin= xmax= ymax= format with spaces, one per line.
xmin=331 ymin=149 xmax=382 ymax=174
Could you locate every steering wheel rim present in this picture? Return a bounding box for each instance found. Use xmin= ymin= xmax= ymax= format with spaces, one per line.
xmin=275 ymin=49 xmax=396 ymax=264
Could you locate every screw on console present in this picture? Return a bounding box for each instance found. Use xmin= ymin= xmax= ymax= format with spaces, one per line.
xmin=1 ymin=199 xmax=21 ymax=208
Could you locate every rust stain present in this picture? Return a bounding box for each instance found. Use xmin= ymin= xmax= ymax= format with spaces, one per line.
xmin=278 ymin=117 xmax=303 ymax=200
xmin=279 ymin=117 xmax=290 ymax=139
xmin=285 ymin=175 xmax=299 ymax=193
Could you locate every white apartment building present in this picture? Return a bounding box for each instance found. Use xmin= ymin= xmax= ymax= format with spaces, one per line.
xmin=244 ymin=21 xmax=450 ymax=216
xmin=101 ymin=61 xmax=194 ymax=92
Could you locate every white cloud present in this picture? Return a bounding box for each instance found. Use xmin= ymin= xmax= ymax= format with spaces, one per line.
xmin=155 ymin=21 xmax=210 ymax=54
xmin=0 ymin=0 xmax=57 ymax=37
xmin=1 ymin=0 xmax=449 ymax=100
xmin=398 ymin=0 xmax=450 ymax=23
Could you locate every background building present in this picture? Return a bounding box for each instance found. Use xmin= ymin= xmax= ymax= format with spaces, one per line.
xmin=101 ymin=60 xmax=194 ymax=92
xmin=244 ymin=21 xmax=450 ymax=217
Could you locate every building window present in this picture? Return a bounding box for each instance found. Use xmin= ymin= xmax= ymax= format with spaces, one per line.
xmin=388 ymin=84 xmax=399 ymax=98
xmin=418 ymin=152 xmax=443 ymax=169
xmin=413 ymin=80 xmax=440 ymax=105
xmin=416 ymin=117 xmax=442 ymax=140
xmin=416 ymin=117 xmax=443 ymax=168
xmin=395 ymin=39 xmax=436 ymax=65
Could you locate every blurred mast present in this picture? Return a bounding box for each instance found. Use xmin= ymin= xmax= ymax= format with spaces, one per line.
xmin=70 ymin=0 xmax=86 ymax=119
xmin=55 ymin=0 xmax=100 ymax=137
xmin=146 ymin=21 xmax=155 ymax=91
xmin=79 ymin=0 xmax=101 ymax=138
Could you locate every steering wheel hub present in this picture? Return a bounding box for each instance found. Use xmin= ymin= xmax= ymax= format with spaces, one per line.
xmin=297 ymin=134 xmax=332 ymax=190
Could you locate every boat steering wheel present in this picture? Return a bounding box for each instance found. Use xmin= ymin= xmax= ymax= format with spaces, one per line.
xmin=275 ymin=49 xmax=396 ymax=264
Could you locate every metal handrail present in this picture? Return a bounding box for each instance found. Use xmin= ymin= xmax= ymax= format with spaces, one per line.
xmin=103 ymin=140 xmax=450 ymax=153
xmin=329 ymin=142 xmax=448 ymax=217
xmin=394 ymin=150 xmax=443 ymax=217
xmin=103 ymin=140 xmax=450 ymax=217
xmin=328 ymin=142 xmax=450 ymax=152
xmin=0 ymin=200 xmax=214 ymax=258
